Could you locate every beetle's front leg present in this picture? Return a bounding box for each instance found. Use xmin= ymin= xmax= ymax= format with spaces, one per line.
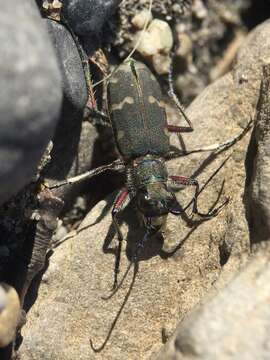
xmin=169 ymin=175 xmax=228 ymax=218
xmin=111 ymin=188 xmax=131 ymax=290
xmin=48 ymin=159 xmax=125 ymax=189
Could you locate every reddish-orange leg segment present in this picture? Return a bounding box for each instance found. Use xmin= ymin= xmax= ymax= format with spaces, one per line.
xmin=167 ymin=125 xmax=193 ymax=133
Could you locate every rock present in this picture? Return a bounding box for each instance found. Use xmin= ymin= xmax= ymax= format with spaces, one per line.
xmin=152 ymin=53 xmax=172 ymax=76
xmin=0 ymin=283 xmax=20 ymax=348
xmin=40 ymin=19 xmax=100 ymax=200
xmin=18 ymin=19 xmax=270 ymax=360
xmin=0 ymin=0 xmax=62 ymax=205
xmin=246 ymin=64 xmax=270 ymax=243
xmin=135 ymin=19 xmax=173 ymax=74
xmin=61 ymin=0 xmax=121 ymax=53
xmin=148 ymin=19 xmax=173 ymax=54
xmin=176 ymin=33 xmax=193 ymax=60
xmin=156 ymin=245 xmax=270 ymax=360
xmin=46 ymin=19 xmax=88 ymax=122
xmin=192 ymin=0 xmax=207 ymax=19
xmin=131 ymin=9 xmax=153 ymax=30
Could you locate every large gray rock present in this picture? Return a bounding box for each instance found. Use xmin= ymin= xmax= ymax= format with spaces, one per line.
xmin=0 ymin=0 xmax=62 ymax=205
xmin=18 ymin=20 xmax=270 ymax=360
xmin=156 ymin=245 xmax=270 ymax=360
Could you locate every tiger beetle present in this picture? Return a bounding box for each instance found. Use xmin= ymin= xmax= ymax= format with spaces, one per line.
xmin=50 ymin=58 xmax=252 ymax=289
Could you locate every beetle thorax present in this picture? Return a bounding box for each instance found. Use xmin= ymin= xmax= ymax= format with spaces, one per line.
xmin=129 ymin=155 xmax=168 ymax=190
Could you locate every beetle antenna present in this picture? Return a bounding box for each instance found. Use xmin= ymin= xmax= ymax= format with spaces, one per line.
xmin=168 ymin=49 xmax=193 ymax=129
xmin=101 ymin=261 xmax=133 ymax=300
xmin=90 ymin=262 xmax=138 ymax=352
xmin=101 ymin=229 xmax=149 ymax=300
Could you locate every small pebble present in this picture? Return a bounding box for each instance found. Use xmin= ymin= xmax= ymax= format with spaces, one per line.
xmin=152 ymin=53 xmax=171 ymax=75
xmin=192 ymin=0 xmax=207 ymax=19
xmin=176 ymin=33 xmax=193 ymax=59
xmin=148 ymin=19 xmax=173 ymax=54
xmin=131 ymin=9 xmax=152 ymax=30
xmin=135 ymin=19 xmax=173 ymax=74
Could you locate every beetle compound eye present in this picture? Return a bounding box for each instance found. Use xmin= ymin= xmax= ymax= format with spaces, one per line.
xmin=137 ymin=192 xmax=169 ymax=217
xmin=167 ymin=195 xmax=182 ymax=215
xmin=144 ymin=194 xmax=150 ymax=201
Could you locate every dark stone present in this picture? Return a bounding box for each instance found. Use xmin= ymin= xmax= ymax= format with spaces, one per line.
xmin=46 ymin=19 xmax=88 ymax=121
xmin=0 ymin=0 xmax=62 ymax=205
xmin=43 ymin=19 xmax=91 ymax=190
xmin=61 ymin=0 xmax=121 ymax=52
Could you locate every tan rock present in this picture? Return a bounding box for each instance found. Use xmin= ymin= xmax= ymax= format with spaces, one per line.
xmin=134 ymin=19 xmax=173 ymax=74
xmin=147 ymin=19 xmax=173 ymax=55
xmin=152 ymin=53 xmax=171 ymax=75
xmin=156 ymin=245 xmax=270 ymax=359
xmin=176 ymin=33 xmax=193 ymax=59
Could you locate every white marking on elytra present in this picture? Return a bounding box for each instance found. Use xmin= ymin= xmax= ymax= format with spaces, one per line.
xmin=148 ymin=96 xmax=165 ymax=108
xmin=111 ymin=96 xmax=135 ymax=111
xmin=110 ymin=77 xmax=119 ymax=84
xmin=117 ymin=130 xmax=125 ymax=140
xmin=164 ymin=127 xmax=170 ymax=137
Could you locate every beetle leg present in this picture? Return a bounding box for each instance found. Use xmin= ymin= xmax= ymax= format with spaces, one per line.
xmin=169 ymin=175 xmax=228 ymax=218
xmin=167 ymin=124 xmax=193 ymax=133
xmin=48 ymin=159 xmax=125 ymax=189
xmin=84 ymin=106 xmax=111 ymax=127
xmin=166 ymin=118 xmax=253 ymax=159
xmin=111 ymin=188 xmax=131 ymax=290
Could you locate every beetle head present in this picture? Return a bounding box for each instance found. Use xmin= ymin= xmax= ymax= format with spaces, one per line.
xmin=136 ymin=183 xmax=182 ymax=233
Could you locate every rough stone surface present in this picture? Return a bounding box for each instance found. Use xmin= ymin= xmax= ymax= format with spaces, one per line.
xmin=0 ymin=283 xmax=20 ymax=348
xmin=156 ymin=244 xmax=270 ymax=360
xmin=0 ymin=0 xmax=62 ymax=205
xmin=18 ymin=20 xmax=270 ymax=360
xmin=246 ymin=64 xmax=270 ymax=243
